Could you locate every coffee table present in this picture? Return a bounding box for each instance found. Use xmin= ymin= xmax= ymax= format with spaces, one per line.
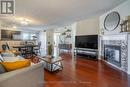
xmin=40 ymin=56 xmax=63 ymax=72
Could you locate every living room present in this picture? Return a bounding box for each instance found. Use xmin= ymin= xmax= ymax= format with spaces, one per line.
xmin=0 ymin=0 xmax=130 ymax=87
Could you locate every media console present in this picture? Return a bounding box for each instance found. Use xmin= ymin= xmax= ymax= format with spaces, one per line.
xmin=74 ymin=48 xmax=98 ymax=60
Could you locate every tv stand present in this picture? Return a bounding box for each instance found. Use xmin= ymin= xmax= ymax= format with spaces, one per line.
xmin=74 ymin=48 xmax=98 ymax=60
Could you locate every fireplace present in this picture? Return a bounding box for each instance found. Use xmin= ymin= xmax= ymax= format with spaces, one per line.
xmin=101 ymin=34 xmax=129 ymax=73
xmin=104 ymin=45 xmax=121 ymax=67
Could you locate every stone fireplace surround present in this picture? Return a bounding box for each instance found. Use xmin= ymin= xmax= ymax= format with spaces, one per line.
xmin=101 ymin=33 xmax=130 ymax=73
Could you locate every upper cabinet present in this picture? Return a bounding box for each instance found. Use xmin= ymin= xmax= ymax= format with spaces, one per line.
xmin=1 ymin=30 xmax=21 ymax=40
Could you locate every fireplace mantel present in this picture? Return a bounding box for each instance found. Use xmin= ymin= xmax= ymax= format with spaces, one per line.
xmin=101 ymin=32 xmax=130 ymax=40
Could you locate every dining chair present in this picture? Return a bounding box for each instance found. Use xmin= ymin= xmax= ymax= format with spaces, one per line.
xmin=2 ymin=44 xmax=7 ymax=51
xmin=27 ymin=41 xmax=34 ymax=45
xmin=34 ymin=42 xmax=41 ymax=55
xmin=25 ymin=45 xmax=37 ymax=58
xmin=6 ymin=42 xmax=10 ymax=50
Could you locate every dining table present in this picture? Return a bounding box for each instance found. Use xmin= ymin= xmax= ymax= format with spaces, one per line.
xmin=13 ymin=45 xmax=38 ymax=51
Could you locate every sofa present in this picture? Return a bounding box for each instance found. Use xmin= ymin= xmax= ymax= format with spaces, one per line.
xmin=0 ymin=62 xmax=44 ymax=87
xmin=0 ymin=50 xmax=44 ymax=87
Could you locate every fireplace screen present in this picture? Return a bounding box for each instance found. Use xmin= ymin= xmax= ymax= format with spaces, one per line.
xmin=104 ymin=45 xmax=121 ymax=67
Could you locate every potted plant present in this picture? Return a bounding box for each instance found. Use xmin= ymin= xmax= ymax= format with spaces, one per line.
xmin=47 ymin=42 xmax=54 ymax=58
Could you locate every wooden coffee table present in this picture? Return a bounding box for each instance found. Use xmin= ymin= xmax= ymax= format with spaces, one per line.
xmin=40 ymin=56 xmax=63 ymax=72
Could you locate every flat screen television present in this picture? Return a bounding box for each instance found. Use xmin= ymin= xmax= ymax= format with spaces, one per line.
xmin=75 ymin=35 xmax=98 ymax=49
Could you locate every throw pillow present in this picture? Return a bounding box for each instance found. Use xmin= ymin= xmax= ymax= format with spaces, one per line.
xmin=2 ymin=57 xmax=20 ymax=62
xmin=16 ymin=55 xmax=24 ymax=60
xmin=0 ymin=55 xmax=4 ymax=62
xmin=0 ymin=63 xmax=6 ymax=74
xmin=1 ymin=51 xmax=17 ymax=62
xmin=1 ymin=50 xmax=15 ymax=57
xmin=0 ymin=59 xmax=31 ymax=72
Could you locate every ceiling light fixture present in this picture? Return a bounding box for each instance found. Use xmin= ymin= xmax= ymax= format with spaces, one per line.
xmin=13 ymin=26 xmax=17 ymax=28
xmin=16 ymin=17 xmax=31 ymax=25
xmin=21 ymin=21 xmax=28 ymax=25
xmin=19 ymin=17 xmax=24 ymax=21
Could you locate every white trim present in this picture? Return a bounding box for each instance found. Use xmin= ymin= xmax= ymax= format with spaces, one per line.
xmin=127 ymin=34 xmax=130 ymax=75
xmin=101 ymin=59 xmax=126 ymax=73
xmin=102 ymin=34 xmax=127 ymax=40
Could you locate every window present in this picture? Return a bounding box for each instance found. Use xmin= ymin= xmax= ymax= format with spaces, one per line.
xmin=22 ymin=33 xmax=29 ymax=40
xmin=22 ymin=32 xmax=37 ymax=40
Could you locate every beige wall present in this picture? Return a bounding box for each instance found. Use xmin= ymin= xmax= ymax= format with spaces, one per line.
xmin=0 ymin=29 xmax=37 ymax=50
xmin=0 ymin=41 xmax=22 ymax=50
xmin=100 ymin=0 xmax=130 ymax=35
xmin=46 ymin=30 xmax=54 ymax=45
xmin=76 ymin=17 xmax=99 ymax=35
xmin=0 ymin=29 xmax=1 ymax=40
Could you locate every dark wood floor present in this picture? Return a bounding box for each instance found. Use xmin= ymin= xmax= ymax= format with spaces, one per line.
xmin=44 ymin=54 xmax=130 ymax=87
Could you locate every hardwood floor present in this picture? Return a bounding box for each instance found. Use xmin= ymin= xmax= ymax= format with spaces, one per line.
xmin=44 ymin=54 xmax=130 ymax=87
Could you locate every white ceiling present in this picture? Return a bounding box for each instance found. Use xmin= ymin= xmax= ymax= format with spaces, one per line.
xmin=0 ymin=0 xmax=127 ymax=30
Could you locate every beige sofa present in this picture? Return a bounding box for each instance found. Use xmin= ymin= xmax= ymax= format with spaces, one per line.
xmin=0 ymin=62 xmax=44 ymax=87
